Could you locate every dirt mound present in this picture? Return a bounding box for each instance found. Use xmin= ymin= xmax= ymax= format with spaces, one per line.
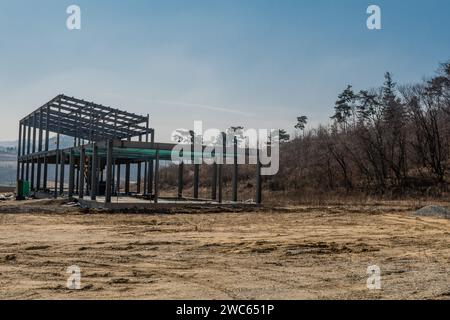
xmin=414 ymin=205 xmax=450 ymax=219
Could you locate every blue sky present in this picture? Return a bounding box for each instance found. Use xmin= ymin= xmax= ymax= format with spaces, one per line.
xmin=0 ymin=0 xmax=449 ymax=142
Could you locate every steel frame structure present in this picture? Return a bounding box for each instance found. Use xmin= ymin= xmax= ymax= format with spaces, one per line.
xmin=16 ymin=95 xmax=263 ymax=205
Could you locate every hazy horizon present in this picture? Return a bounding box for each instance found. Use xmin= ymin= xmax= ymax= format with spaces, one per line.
xmin=1 ymin=0 xmax=450 ymax=142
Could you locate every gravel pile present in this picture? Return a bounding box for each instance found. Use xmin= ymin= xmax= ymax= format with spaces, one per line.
xmin=414 ymin=205 xmax=450 ymax=219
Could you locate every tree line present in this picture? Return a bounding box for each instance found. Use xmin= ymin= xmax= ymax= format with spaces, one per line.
xmin=270 ymin=60 xmax=450 ymax=198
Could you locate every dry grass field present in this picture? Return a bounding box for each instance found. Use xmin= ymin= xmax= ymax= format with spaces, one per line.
xmin=0 ymin=199 xmax=449 ymax=300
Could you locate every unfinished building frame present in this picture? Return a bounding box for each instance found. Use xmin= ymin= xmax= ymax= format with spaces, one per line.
xmin=16 ymin=95 xmax=263 ymax=205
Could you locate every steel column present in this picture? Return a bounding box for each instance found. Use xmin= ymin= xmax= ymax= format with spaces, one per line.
xmin=20 ymin=120 xmax=26 ymax=180
xmin=68 ymin=149 xmax=75 ymax=197
xmin=148 ymin=129 xmax=154 ymax=195
xmin=256 ymin=141 xmax=262 ymax=204
xmin=79 ymin=147 xmax=85 ymax=199
xmin=136 ymin=135 xmax=142 ymax=194
xmin=26 ymin=119 xmax=31 ymax=181
xmin=125 ymin=161 xmax=130 ymax=194
xmin=116 ymin=164 xmax=121 ymax=195
xmin=36 ymin=109 xmax=43 ymax=191
xmin=194 ymin=165 xmax=199 ymax=199
xmin=31 ymin=114 xmax=36 ymax=191
xmin=54 ymin=129 xmax=60 ymax=198
xmin=232 ymin=136 xmax=238 ymax=202
xmin=105 ymin=140 xmax=113 ymax=203
xmin=154 ymin=149 xmax=159 ymax=203
xmin=16 ymin=122 xmax=22 ymax=198
xmin=90 ymin=144 xmax=98 ymax=200
xmin=43 ymin=105 xmax=50 ymax=190
xmin=59 ymin=151 xmax=65 ymax=195
xmin=211 ymin=163 xmax=217 ymax=200
xmin=178 ymin=162 xmax=184 ymax=199
xmin=218 ymin=132 xmax=226 ymax=203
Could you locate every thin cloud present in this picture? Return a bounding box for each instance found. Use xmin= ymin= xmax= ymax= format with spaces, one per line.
xmin=100 ymin=92 xmax=255 ymax=117
xmin=149 ymin=99 xmax=255 ymax=117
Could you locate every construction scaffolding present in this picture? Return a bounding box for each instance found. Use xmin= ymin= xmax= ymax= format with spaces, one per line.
xmin=16 ymin=95 xmax=263 ymax=206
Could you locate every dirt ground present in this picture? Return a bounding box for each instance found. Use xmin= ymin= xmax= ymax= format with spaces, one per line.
xmin=0 ymin=200 xmax=449 ymax=300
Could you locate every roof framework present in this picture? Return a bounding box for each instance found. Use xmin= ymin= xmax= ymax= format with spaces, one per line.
xmin=21 ymin=95 xmax=151 ymax=141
